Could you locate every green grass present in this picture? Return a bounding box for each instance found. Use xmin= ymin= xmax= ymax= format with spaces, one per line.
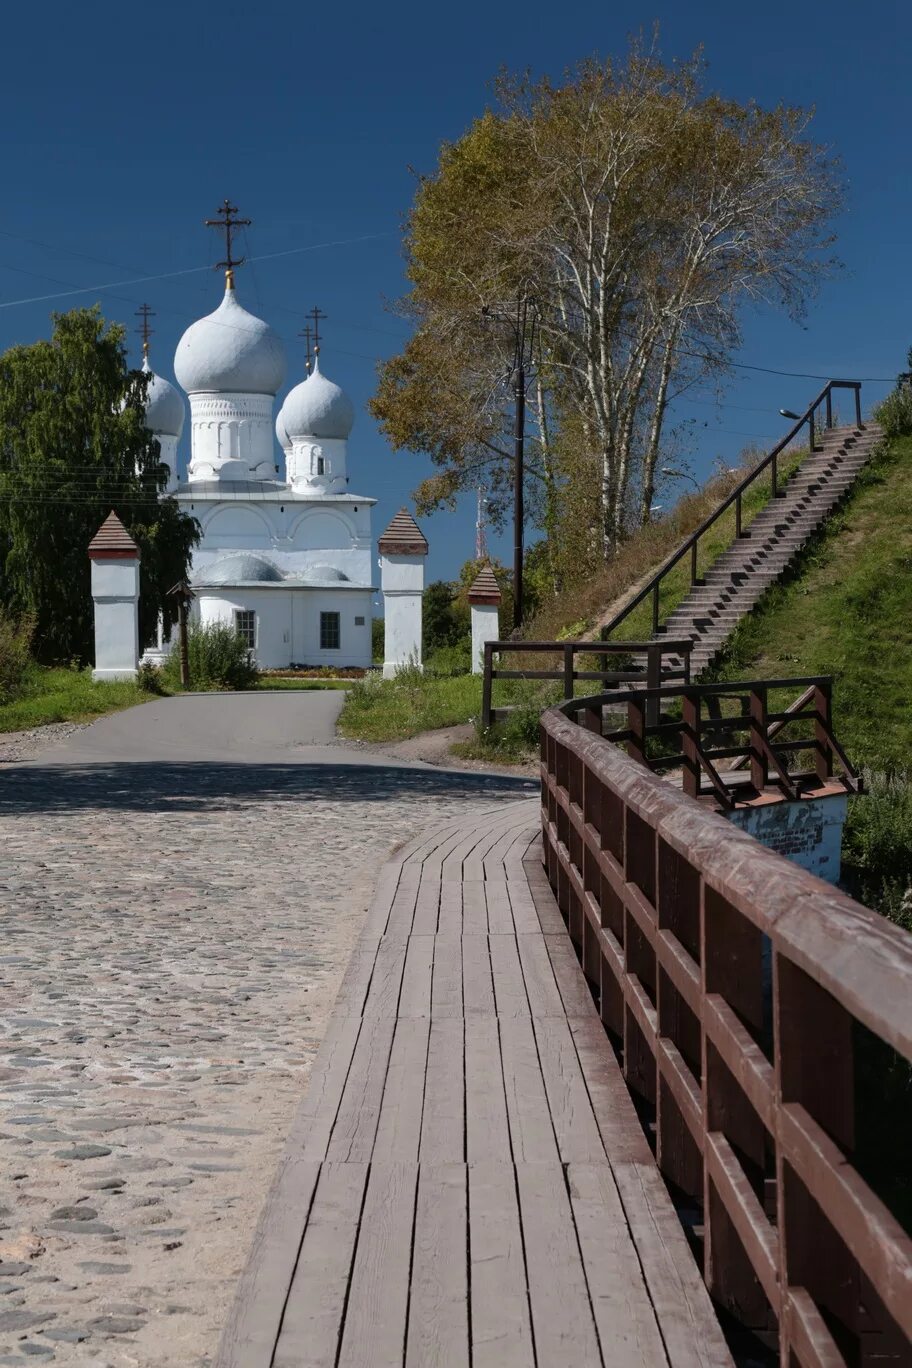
xmin=711 ymin=434 xmax=912 ymax=769
xmin=337 ymin=668 xmax=487 ymax=742
xmin=0 ymin=667 xmax=157 ymax=733
xmin=253 ymin=678 xmax=350 ymax=691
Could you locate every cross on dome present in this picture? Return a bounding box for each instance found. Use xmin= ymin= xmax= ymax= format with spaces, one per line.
xmin=204 ymin=199 xmax=252 ymax=289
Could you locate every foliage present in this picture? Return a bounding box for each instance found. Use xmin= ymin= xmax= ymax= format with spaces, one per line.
xmin=0 ymin=307 xmax=199 ymax=665
xmin=161 ymin=621 xmax=259 ymax=692
xmin=0 ymin=666 xmax=159 ymax=733
xmin=136 ymin=661 xmax=166 ymax=695
xmin=0 ymin=611 xmax=34 ymax=705
xmin=873 ymin=359 xmax=912 ymax=439
xmin=371 ymin=616 xmax=385 ymax=663
xmin=423 ymin=580 xmax=464 ymax=654
xmin=372 ymin=37 xmax=840 ymax=577
xmin=843 ymin=771 xmax=912 ymax=931
xmin=337 ymin=666 xmax=485 ymax=742
xmin=425 ymin=641 xmax=472 ymax=677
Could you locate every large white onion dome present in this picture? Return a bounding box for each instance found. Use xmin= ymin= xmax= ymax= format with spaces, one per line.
xmin=195 ymin=553 xmax=285 ymax=586
xmin=174 ymin=282 xmax=286 ymax=396
xmin=275 ymin=405 xmax=292 ymax=454
xmin=281 ymin=355 xmax=355 ymax=440
xmin=142 ymin=357 xmax=185 ymax=438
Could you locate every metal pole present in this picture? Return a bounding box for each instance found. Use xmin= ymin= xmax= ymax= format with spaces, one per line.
xmin=178 ymin=599 xmax=190 ymax=689
xmin=513 ymin=363 xmax=525 ymax=630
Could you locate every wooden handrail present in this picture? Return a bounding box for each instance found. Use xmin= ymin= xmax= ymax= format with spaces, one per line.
xmin=601 ymin=380 xmax=864 ymax=640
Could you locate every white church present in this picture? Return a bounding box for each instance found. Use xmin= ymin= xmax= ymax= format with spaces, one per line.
xmin=138 ymin=250 xmax=428 ymax=672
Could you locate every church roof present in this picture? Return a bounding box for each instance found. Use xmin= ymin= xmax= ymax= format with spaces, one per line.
xmin=468 ymin=563 xmax=502 ymax=603
xmin=142 ymin=357 xmax=185 ymax=438
xmin=378 ymin=507 xmax=428 ymax=556
xmin=280 ymin=354 xmax=355 ymax=441
xmin=194 ymin=553 xmax=285 ymax=586
xmin=174 ymin=280 xmax=286 ymax=397
xmin=88 ymin=511 xmax=139 ymax=558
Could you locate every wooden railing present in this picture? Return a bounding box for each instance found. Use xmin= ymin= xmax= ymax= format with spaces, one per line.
xmin=480 ymin=638 xmax=693 ymax=730
xmin=562 ymin=676 xmax=862 ymax=807
xmin=601 ymin=380 xmax=864 ymax=640
xmin=540 ymin=702 xmax=912 ymax=1365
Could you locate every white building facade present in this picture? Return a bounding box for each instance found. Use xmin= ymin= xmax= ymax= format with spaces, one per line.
xmin=144 ymin=271 xmax=382 ymax=669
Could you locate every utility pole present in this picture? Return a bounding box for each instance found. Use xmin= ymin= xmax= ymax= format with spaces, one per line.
xmin=167 ymin=581 xmax=195 ymax=689
xmin=475 ymin=487 xmax=489 ymax=561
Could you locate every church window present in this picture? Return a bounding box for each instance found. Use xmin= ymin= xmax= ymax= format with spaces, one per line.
xmin=320 ymin=611 xmax=341 ymax=650
xmin=354 ymin=616 xmax=365 ymax=626
xmin=235 ymin=610 xmax=256 ymax=650
xmin=316 ymin=456 xmax=325 ymax=476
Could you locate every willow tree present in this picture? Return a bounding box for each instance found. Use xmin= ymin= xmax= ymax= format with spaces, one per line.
xmin=372 ymin=40 xmax=841 ymax=569
xmin=0 ymin=307 xmax=199 ymax=664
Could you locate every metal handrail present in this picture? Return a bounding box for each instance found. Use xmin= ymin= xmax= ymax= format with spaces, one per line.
xmin=601 ymin=380 xmax=864 ymax=640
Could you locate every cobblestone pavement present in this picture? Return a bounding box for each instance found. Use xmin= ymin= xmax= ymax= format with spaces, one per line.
xmin=0 ymin=700 xmax=535 ymax=1366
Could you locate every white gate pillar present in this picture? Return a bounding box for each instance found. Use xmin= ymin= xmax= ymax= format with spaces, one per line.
xmin=468 ymin=564 xmax=502 ymax=674
xmin=378 ymin=508 xmax=428 ymax=679
xmin=89 ymin=511 xmax=140 ymax=681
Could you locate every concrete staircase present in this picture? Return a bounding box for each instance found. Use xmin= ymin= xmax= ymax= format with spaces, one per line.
xmin=658 ymin=423 xmax=882 ymax=677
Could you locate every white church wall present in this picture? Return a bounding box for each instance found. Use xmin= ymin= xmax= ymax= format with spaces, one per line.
xmin=197 ymin=590 xmax=293 ymax=670
xmin=292 ymin=590 xmax=372 ymax=667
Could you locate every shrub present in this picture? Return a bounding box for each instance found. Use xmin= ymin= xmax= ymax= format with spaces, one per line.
xmin=873 ymin=384 xmax=912 ymax=440
xmin=161 ymin=621 xmax=259 ymax=691
xmin=0 ymin=612 xmax=34 ymax=704
xmin=136 ymin=661 xmax=166 ymax=695
xmin=426 ymin=641 xmax=472 ymax=677
xmin=842 ymin=770 xmax=912 ymax=931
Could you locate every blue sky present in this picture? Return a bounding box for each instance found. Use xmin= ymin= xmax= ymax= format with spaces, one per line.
xmin=0 ymin=0 xmax=908 ymax=582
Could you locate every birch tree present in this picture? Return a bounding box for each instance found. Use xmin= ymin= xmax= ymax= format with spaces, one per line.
xmin=372 ymin=39 xmax=840 ymax=566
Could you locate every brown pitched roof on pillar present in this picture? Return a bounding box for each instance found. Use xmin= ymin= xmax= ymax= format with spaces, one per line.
xmin=468 ymin=563 xmax=502 ymax=604
xmin=378 ymin=507 xmax=429 ymax=556
xmin=88 ymin=511 xmax=139 ymax=559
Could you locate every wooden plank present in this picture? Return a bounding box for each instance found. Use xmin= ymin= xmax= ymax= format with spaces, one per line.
xmin=321 ymin=1017 xmax=396 ymax=1163
xmin=382 ymin=867 xmax=422 ymax=940
xmin=372 ymin=1017 xmax=431 ymax=1163
xmin=338 ymin=1163 xmax=418 ymax=1368
xmin=516 ymin=933 xmax=566 ymax=1016
xmin=489 ymin=934 xmax=531 ymax=1017
xmin=398 ymin=933 xmax=434 ymax=1018
xmin=532 ymin=1015 xmax=607 ymax=1163
xmin=359 ymin=940 xmax=407 ymax=1019
xmin=216 ymin=1156 xmax=321 ymax=1368
xmin=420 ymin=1018 xmax=465 ymax=1162
xmin=567 ymin=1017 xmax=655 ymax=1166
xmin=567 ymin=1163 xmax=669 ymax=1367
xmin=437 ymin=881 xmax=463 ymax=932
xmin=273 ymin=1162 xmax=369 ymax=1368
xmin=484 ymin=880 xmax=515 ymax=935
xmin=515 ymin=1162 xmax=603 ymax=1366
xmin=285 ymin=1015 xmax=363 ymax=1158
xmin=506 ymin=878 xmax=541 ymax=933
xmin=544 ymin=934 xmax=599 ymax=1016
xmin=360 ymin=862 xmax=404 ymax=937
xmin=461 ymin=935 xmax=495 ymax=1016
xmin=524 ymin=867 xmax=568 ymax=935
xmin=461 ymin=882 xmax=488 ymax=934
xmin=465 ymin=1017 xmax=511 ymax=1163
xmin=499 ymin=1017 xmax=559 ymax=1163
xmin=405 ymin=1164 xmax=470 ymax=1368
xmin=469 ymin=1160 xmax=535 ymax=1368
xmin=412 ymin=867 xmax=441 ymax=934
xmin=614 ymin=1161 xmax=735 ymax=1367
xmin=431 ymin=933 xmax=464 ymax=1018
xmin=333 ymin=936 xmax=382 ymax=1017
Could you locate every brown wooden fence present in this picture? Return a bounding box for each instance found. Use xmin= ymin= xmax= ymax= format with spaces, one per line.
xmin=480 ymin=637 xmax=693 ymax=730
xmin=540 ymin=702 xmax=912 ymax=1365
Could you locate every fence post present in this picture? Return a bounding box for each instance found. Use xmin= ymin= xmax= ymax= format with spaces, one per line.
xmin=690 ymin=539 xmax=699 ymax=585
xmin=652 ymin=584 xmax=660 ymax=635
xmin=681 ymin=690 xmax=700 ymax=798
xmin=808 ymin=408 xmax=815 ymax=453
xmin=563 ymin=643 xmax=574 ymax=701
xmin=749 ymin=686 xmax=768 ymax=793
xmin=826 ymin=387 xmax=833 ymax=429
xmin=581 ymin=705 xmax=602 ymax=735
xmin=854 ymin=384 xmax=862 ymax=428
xmin=645 ymin=644 xmax=661 ymax=728
xmin=481 ymin=642 xmax=494 ymax=730
xmin=814 ymin=679 xmax=834 ymax=784
xmin=627 ymin=696 xmax=646 ymax=769
xmin=735 ymin=491 xmax=742 ymax=538
xmin=771 ymin=452 xmax=778 ymax=498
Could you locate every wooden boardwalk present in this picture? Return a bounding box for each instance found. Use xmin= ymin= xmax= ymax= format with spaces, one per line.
xmin=217 ymin=798 xmax=733 ymax=1368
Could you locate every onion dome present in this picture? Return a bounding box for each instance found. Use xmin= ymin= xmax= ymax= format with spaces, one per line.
xmin=142 ymin=358 xmax=185 ymax=439
xmin=174 ymin=281 xmax=286 ymax=396
xmin=281 ymin=354 xmax=355 ymax=441
xmin=275 ymin=405 xmax=292 ymax=454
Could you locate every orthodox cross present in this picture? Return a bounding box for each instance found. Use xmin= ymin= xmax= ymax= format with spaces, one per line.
xmin=204 ymin=199 xmax=252 ymax=281
xmin=298 ymin=322 xmax=314 ymax=374
xmin=135 ymin=303 xmax=155 ymax=360
xmin=307 ymin=305 xmax=327 ymax=355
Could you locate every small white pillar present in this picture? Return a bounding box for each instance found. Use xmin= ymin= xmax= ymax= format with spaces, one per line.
xmin=89 ymin=511 xmax=140 ymax=681
xmin=468 ymin=564 xmax=502 ymax=674
xmin=378 ymin=508 xmax=428 ymax=679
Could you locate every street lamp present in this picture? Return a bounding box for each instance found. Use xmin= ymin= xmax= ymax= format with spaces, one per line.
xmin=779 ymin=408 xmax=802 ymax=421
